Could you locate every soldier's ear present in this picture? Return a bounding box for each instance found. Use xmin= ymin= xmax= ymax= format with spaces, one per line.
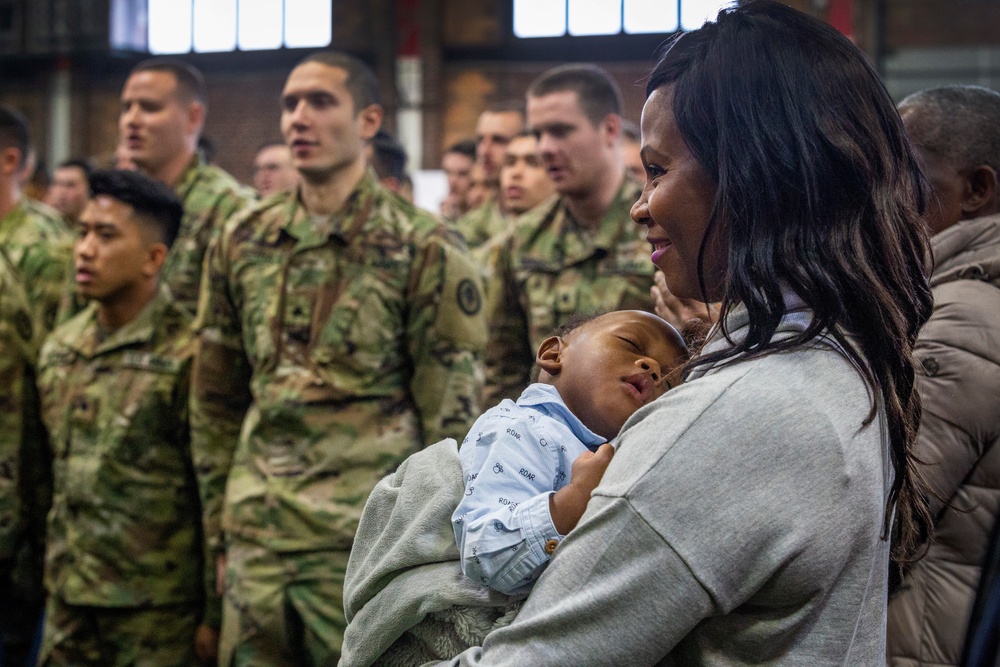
xmin=536 ymin=336 xmax=565 ymax=378
xmin=357 ymin=104 xmax=383 ymax=142
xmin=142 ymin=242 xmax=169 ymax=279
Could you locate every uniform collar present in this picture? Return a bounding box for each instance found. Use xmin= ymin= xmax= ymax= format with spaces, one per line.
xmin=65 ymin=285 xmax=171 ymax=358
xmin=519 ymin=174 xmax=642 ymax=269
xmin=517 ymin=383 xmax=606 ymax=449
xmin=261 ymin=169 xmax=379 ymax=250
xmin=172 ymin=154 xmax=206 ymax=202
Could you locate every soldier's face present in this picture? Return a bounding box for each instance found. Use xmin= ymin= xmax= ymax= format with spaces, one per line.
xmin=442 ymin=151 xmax=474 ymax=198
xmin=500 ymin=135 xmax=555 ymax=215
xmin=476 ymin=111 xmax=524 ymax=181
xmin=120 ymin=71 xmax=201 ymax=176
xmin=253 ymin=144 xmax=299 ymax=197
xmin=74 ymin=196 xmax=162 ymax=304
xmin=528 ymin=90 xmax=616 ymax=199
xmin=539 ymin=310 xmax=685 ymax=441
xmin=280 ymin=62 xmax=381 ymax=183
xmin=46 ymin=166 xmax=90 ymax=222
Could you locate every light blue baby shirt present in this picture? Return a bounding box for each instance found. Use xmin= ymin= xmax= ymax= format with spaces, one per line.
xmin=452 ymin=383 xmax=605 ymax=595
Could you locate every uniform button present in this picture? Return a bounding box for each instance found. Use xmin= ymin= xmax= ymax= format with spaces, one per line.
xmin=544 ymin=539 xmax=559 ymax=555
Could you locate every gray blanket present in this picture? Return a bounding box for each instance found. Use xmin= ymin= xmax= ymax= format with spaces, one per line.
xmin=341 ymin=439 xmax=523 ymax=667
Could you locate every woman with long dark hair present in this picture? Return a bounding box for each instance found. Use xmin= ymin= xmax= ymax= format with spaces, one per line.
xmin=434 ymin=2 xmax=932 ymax=663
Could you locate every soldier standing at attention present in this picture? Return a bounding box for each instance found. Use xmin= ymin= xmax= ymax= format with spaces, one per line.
xmin=454 ymin=101 xmax=525 ymax=248
xmin=483 ymin=64 xmax=654 ymax=403
xmin=119 ymin=58 xmax=254 ymax=316
xmin=45 ymin=158 xmax=93 ymax=229
xmin=0 ymin=252 xmax=45 ymax=667
xmin=36 ymin=169 xmax=217 ymax=666
xmin=0 ymin=106 xmax=73 ymax=331
xmin=0 ymin=105 xmax=71 ymax=667
xmin=190 ymin=51 xmax=486 ymax=666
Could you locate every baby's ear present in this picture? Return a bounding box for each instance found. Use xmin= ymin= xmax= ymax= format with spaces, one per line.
xmin=536 ymin=336 xmax=565 ymax=377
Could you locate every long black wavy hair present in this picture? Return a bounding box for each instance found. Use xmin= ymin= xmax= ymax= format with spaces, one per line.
xmin=647 ymin=0 xmax=933 ymax=561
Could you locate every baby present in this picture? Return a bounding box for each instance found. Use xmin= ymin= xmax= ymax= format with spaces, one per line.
xmin=452 ymin=309 xmax=688 ymax=594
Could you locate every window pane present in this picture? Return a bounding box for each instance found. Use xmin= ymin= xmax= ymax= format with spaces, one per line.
xmin=238 ymin=0 xmax=282 ymax=50
xmin=624 ymin=0 xmax=678 ymax=34
xmin=148 ymin=0 xmax=192 ymax=54
xmin=284 ymin=0 xmax=332 ymax=48
xmin=193 ymin=0 xmax=237 ymax=52
xmin=680 ymin=0 xmax=734 ymax=31
xmin=568 ymin=0 xmax=621 ymax=36
xmin=513 ymin=0 xmax=566 ymax=38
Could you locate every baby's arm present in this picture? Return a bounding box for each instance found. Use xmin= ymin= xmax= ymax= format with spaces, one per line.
xmin=453 ymin=418 xmax=581 ymax=594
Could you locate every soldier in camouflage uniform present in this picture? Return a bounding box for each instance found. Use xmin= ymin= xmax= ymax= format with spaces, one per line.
xmin=0 ymin=105 xmax=71 ymax=667
xmin=190 ymin=51 xmax=486 ymax=666
xmin=454 ymin=102 xmax=525 ymax=248
xmin=0 ymin=249 xmax=46 ymax=667
xmin=119 ymin=58 xmax=254 ymax=317
xmin=483 ymin=64 xmax=655 ymax=404
xmin=0 ymin=107 xmax=74 ymax=332
xmin=36 ymin=170 xmax=217 ymax=666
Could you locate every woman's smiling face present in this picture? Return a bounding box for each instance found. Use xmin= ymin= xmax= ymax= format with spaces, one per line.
xmin=630 ymin=86 xmax=725 ymax=302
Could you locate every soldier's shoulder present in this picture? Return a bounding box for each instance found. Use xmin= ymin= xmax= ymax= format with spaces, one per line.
xmin=374 ymin=187 xmax=461 ymax=246
xmin=220 ymin=191 xmax=291 ymax=245
xmin=188 ymin=164 xmax=255 ymax=208
xmin=156 ymin=300 xmax=195 ymax=361
xmin=40 ymin=305 xmax=94 ymax=359
xmin=20 ymin=199 xmax=72 ymax=242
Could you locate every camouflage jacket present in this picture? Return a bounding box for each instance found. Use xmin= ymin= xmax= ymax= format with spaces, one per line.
xmin=454 ymin=195 xmax=508 ymax=250
xmin=37 ymin=288 xmax=217 ymax=622
xmin=0 ymin=252 xmax=42 ymax=572
xmin=0 ymin=198 xmax=73 ymax=332
xmin=190 ymin=171 xmax=487 ymax=555
xmin=165 ymin=157 xmax=255 ymax=317
xmin=483 ymin=176 xmax=655 ymax=403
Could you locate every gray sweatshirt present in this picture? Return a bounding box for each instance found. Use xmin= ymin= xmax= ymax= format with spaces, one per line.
xmin=433 ymin=303 xmax=892 ymax=666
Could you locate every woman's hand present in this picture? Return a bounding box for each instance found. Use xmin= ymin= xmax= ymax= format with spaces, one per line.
xmin=651 ymin=270 xmax=719 ymax=328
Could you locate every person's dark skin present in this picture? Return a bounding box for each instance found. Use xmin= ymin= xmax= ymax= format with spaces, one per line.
xmin=533 ymin=310 xmax=686 ymax=534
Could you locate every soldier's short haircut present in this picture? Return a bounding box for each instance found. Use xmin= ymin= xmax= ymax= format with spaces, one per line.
xmin=57 ymin=158 xmax=93 ymax=180
xmin=298 ymin=51 xmax=381 ymax=112
xmin=486 ymin=99 xmax=527 ymax=117
xmin=256 ymin=139 xmax=287 ymax=153
xmin=445 ymin=138 xmax=477 ymax=161
xmin=370 ymin=130 xmax=408 ymax=182
xmin=527 ymin=64 xmax=623 ymax=128
xmin=0 ymin=105 xmax=30 ymax=168
xmin=89 ymin=169 xmax=183 ymax=249
xmin=898 ymin=85 xmax=1000 ymax=174
xmin=129 ymin=57 xmax=207 ymax=106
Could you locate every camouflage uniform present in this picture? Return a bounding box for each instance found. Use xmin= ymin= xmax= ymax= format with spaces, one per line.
xmin=0 ymin=197 xmax=73 ymax=331
xmin=190 ymin=171 xmax=487 ymax=665
xmin=165 ymin=157 xmax=255 ymax=317
xmin=483 ymin=176 xmax=655 ymax=403
xmin=0 ymin=251 xmax=46 ymax=667
xmin=36 ymin=287 xmax=212 ymax=666
xmin=454 ymin=195 xmax=508 ymax=249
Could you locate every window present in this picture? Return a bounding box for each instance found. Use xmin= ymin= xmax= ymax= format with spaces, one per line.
xmin=148 ymin=0 xmax=332 ymax=54
xmin=513 ymin=0 xmax=735 ymax=38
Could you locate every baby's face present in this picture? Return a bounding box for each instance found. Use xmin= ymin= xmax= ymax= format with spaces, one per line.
xmin=553 ymin=310 xmax=686 ymax=441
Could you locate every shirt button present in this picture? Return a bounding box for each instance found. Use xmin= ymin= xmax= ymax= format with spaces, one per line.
xmin=544 ymin=539 xmax=559 ymax=555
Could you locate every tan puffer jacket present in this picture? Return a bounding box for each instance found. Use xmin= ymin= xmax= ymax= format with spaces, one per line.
xmin=887 ymin=214 xmax=1000 ymax=667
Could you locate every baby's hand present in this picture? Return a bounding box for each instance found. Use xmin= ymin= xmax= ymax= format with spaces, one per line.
xmin=549 ymin=444 xmax=615 ymax=535
xmin=570 ymin=443 xmax=615 ymax=494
